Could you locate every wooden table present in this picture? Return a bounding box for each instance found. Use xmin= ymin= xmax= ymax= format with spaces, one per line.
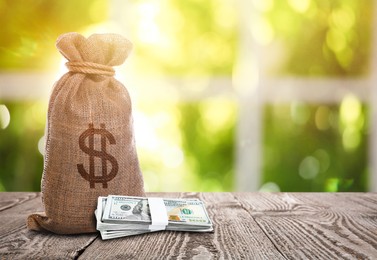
xmin=1 ymin=192 xmax=377 ymax=259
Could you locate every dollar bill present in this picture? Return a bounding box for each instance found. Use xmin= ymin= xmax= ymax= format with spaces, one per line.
xmin=95 ymin=197 xmax=151 ymax=239
xmin=103 ymin=195 xmax=212 ymax=227
xmin=95 ymin=195 xmax=213 ymax=240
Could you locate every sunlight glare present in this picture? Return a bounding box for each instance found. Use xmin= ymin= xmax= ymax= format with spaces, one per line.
xmin=137 ymin=2 xmax=162 ymax=44
xmin=83 ymin=21 xmax=123 ymax=36
xmin=0 ymin=105 xmax=10 ymax=129
xmin=38 ymin=136 xmax=46 ymax=155
xmin=252 ymin=0 xmax=274 ymax=12
xmin=162 ymin=146 xmax=184 ymax=169
xmin=134 ymin=111 xmax=159 ymax=151
xmin=288 ymin=0 xmax=311 ymax=13
xmin=251 ymin=16 xmax=274 ymax=45
xmin=340 ymin=94 xmax=362 ymax=126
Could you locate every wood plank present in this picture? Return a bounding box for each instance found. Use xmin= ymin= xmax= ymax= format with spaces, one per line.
xmin=0 ymin=193 xmax=98 ymax=259
xmin=234 ymin=193 xmax=377 ymax=259
xmin=1 ymin=192 xmax=376 ymax=259
xmin=78 ymin=192 xmax=285 ymax=259
xmin=0 ymin=192 xmax=38 ymax=212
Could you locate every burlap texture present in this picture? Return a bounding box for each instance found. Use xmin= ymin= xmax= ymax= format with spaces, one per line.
xmin=27 ymin=32 xmax=145 ymax=234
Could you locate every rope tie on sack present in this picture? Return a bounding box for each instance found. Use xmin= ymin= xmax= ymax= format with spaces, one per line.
xmin=66 ymin=61 xmax=115 ymax=76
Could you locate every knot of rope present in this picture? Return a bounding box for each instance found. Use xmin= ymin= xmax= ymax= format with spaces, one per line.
xmin=66 ymin=61 xmax=115 ymax=76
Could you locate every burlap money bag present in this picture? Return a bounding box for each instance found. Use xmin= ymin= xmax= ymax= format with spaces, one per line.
xmin=27 ymin=32 xmax=145 ymax=234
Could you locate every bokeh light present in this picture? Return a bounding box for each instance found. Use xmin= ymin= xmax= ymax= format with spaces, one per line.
xmin=0 ymin=0 xmax=372 ymax=192
xmin=0 ymin=104 xmax=10 ymax=129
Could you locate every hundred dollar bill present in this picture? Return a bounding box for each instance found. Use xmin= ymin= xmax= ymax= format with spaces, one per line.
xmin=95 ymin=197 xmax=151 ymax=239
xmin=95 ymin=195 xmax=213 ymax=239
xmin=100 ymin=225 xmax=212 ymax=240
xmin=96 ymin=197 xmax=146 ymax=231
xmin=102 ymin=195 xmax=213 ymax=228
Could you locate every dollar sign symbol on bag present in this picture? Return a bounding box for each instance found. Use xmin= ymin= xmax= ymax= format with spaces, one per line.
xmin=77 ymin=123 xmax=119 ymax=188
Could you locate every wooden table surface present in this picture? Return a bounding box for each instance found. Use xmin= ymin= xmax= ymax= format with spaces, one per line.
xmin=1 ymin=192 xmax=377 ymax=259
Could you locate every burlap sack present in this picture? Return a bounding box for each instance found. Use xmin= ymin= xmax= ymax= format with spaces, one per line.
xmin=27 ymin=32 xmax=145 ymax=234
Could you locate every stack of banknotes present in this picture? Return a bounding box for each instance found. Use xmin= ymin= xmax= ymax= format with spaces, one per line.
xmin=95 ymin=195 xmax=213 ymax=240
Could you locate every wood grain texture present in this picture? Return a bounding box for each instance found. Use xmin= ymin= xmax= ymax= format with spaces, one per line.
xmin=0 ymin=192 xmax=98 ymax=259
xmin=0 ymin=192 xmax=376 ymax=260
xmin=234 ymin=192 xmax=377 ymax=259
xmin=0 ymin=192 xmax=37 ymax=212
xmin=78 ymin=192 xmax=284 ymax=260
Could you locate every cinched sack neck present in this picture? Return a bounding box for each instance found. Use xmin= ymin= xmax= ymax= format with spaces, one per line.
xmin=66 ymin=61 xmax=115 ymax=76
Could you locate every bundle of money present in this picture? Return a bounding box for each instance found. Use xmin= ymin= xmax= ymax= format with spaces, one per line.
xmin=95 ymin=195 xmax=213 ymax=240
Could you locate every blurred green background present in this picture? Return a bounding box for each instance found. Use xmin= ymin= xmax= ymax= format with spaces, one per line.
xmin=0 ymin=0 xmax=372 ymax=192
